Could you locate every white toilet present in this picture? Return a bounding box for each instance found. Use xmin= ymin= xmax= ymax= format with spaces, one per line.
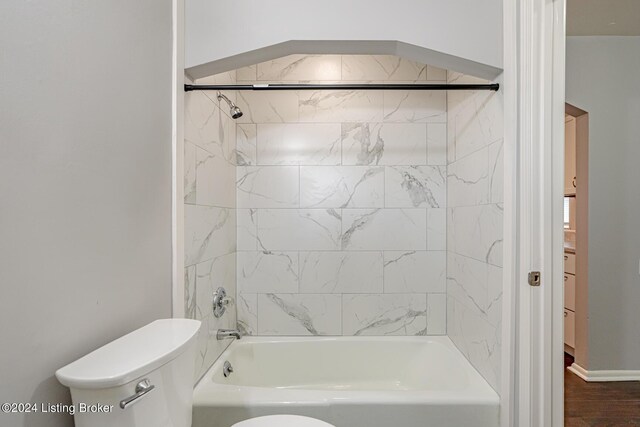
xmin=56 ymin=319 xmax=201 ymax=427
xmin=56 ymin=319 xmax=333 ymax=427
xmin=231 ymin=415 xmax=334 ymax=427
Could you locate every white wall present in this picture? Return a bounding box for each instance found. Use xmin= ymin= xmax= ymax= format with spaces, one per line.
xmin=566 ymin=36 xmax=640 ymax=371
xmin=185 ymin=0 xmax=503 ymax=80
xmin=0 ymin=1 xmax=173 ymax=426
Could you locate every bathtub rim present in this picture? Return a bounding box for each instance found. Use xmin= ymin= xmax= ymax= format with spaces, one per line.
xmin=193 ymin=335 xmax=499 ymax=407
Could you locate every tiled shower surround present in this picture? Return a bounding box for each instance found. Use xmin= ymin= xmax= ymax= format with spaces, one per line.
xmin=233 ymin=55 xmax=450 ymax=337
xmin=184 ymin=70 xmax=238 ymax=381
xmin=183 ymin=55 xmax=504 ymax=393
xmin=446 ymin=71 xmax=504 ymax=392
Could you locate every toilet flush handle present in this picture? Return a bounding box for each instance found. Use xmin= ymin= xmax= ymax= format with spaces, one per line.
xmin=119 ymin=379 xmax=155 ymax=410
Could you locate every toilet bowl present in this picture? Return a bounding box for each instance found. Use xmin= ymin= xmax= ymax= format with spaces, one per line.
xmin=231 ymin=415 xmax=335 ymax=427
xmin=55 ymin=319 xmax=200 ymax=427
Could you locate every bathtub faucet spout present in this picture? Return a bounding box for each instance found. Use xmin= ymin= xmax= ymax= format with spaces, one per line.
xmin=217 ymin=329 xmax=242 ymax=340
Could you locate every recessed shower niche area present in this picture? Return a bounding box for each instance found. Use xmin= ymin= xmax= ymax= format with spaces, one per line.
xmin=182 ymin=54 xmax=504 ymax=427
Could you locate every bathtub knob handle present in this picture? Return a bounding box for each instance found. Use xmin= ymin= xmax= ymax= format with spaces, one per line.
xmin=223 ymin=361 xmax=234 ymax=378
xmin=213 ymin=287 xmax=231 ymax=318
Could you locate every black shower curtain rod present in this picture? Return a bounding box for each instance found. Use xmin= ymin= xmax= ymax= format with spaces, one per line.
xmin=184 ymin=83 xmax=499 ymax=92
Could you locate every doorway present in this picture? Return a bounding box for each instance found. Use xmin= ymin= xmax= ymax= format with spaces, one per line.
xmin=562 ymin=104 xmax=588 ymax=370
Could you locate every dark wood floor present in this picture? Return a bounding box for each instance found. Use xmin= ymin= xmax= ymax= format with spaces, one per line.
xmin=565 ymin=353 xmax=640 ymax=426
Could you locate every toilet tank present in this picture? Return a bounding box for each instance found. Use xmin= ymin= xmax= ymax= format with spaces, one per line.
xmin=56 ymin=319 xmax=201 ymax=427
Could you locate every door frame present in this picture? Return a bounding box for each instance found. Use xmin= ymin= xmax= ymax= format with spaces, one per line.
xmin=172 ymin=0 xmax=186 ymax=318
xmin=564 ymin=104 xmax=589 ymax=372
xmin=503 ymin=0 xmax=566 ymax=425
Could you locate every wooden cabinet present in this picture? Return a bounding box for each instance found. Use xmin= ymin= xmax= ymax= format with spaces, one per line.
xmin=565 ymin=116 xmax=577 ymax=195
xmin=564 ymin=253 xmax=576 ymax=275
xmin=564 ymin=250 xmax=577 ymax=352
xmin=564 ymin=309 xmax=575 ymax=348
xmin=564 ymin=273 xmax=576 ymax=311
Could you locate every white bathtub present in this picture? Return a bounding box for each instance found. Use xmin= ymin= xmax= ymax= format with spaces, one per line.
xmin=192 ymin=336 xmax=499 ymax=427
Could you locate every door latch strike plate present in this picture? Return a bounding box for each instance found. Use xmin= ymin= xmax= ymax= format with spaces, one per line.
xmin=528 ymin=271 xmax=541 ymax=286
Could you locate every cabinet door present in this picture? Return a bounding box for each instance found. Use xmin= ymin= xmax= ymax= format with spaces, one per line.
xmin=564 ymin=309 xmax=575 ymax=348
xmin=565 ymin=116 xmax=577 ymax=195
xmin=564 ymin=253 xmax=576 ymax=275
xmin=564 ymin=273 xmax=576 ymax=311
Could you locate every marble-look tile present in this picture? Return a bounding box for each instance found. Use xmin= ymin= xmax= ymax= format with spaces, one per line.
xmin=236 ymin=124 xmax=257 ymax=166
xmin=427 ymin=293 xmax=447 ymax=335
xmin=300 ymin=166 xmax=384 ymax=208
xmin=342 ymin=294 xmax=427 ymax=335
xmin=427 ymin=208 xmax=446 ymax=251
xmin=341 ymin=123 xmax=427 ymax=166
xmin=236 ymin=65 xmax=257 ymax=81
xmin=237 ymin=293 xmax=258 ymax=336
xmin=447 ymin=295 xmax=501 ymax=392
xmin=185 ymin=205 xmax=235 ymax=266
xmin=237 ymin=251 xmax=298 ymax=293
xmin=196 ymin=253 xmax=237 ymax=319
xmin=299 ymin=90 xmax=383 ymax=123
xmin=192 ymin=315 xmax=208 ymax=381
xmin=383 ymin=251 xmax=446 ymax=293
xmin=427 ymin=123 xmax=447 ymax=166
xmin=196 ymin=70 xmax=236 ymax=86
xmin=258 ymin=293 xmax=342 ymax=335
xmin=383 ymin=90 xmax=446 ymax=123
xmin=448 ymin=204 xmax=503 ymax=266
xmin=256 ymin=123 xmax=341 ymax=165
xmin=487 ymin=264 xmax=503 ymax=327
xmin=448 ymin=72 xmax=488 ymax=85
xmin=341 ymin=55 xmax=427 ymax=81
xmin=489 ymin=139 xmax=504 ymax=204
xmin=257 ymin=54 xmax=342 ymax=81
xmin=185 ymin=91 xmax=236 ymax=154
xmin=193 ymin=253 xmax=237 ymax=381
xmin=184 ymin=265 xmax=196 ymax=319
xmin=447 ymin=252 xmax=489 ymax=316
xmin=427 ymin=66 xmax=448 ymax=81
xmin=236 ymin=166 xmax=299 ymax=208
xmin=341 ymin=209 xmax=427 ymax=251
xmin=385 ymin=166 xmax=446 ymax=208
xmin=237 ymin=209 xmax=260 ymax=250
xmin=449 ymin=89 xmax=503 ymax=161
xmin=235 ymin=91 xmax=299 ymax=123
xmin=299 ymin=251 xmax=383 ymax=294
xmin=447 ymin=114 xmax=456 ymax=166
xmin=257 ymin=209 xmax=342 ymax=250
xmin=378 ymin=123 xmax=428 ymax=165
xmin=196 ymin=145 xmax=235 ymax=208
xmin=194 ymin=312 xmax=235 ymax=382
xmin=340 ymin=123 xmax=384 ymax=166
xmin=184 ymin=142 xmax=196 ymax=204
xmin=445 ymin=71 xmax=503 ymax=387
xmin=447 ymin=146 xmax=489 ymax=208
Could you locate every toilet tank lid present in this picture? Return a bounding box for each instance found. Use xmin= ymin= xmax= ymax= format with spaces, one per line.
xmin=55 ymin=319 xmax=201 ymax=389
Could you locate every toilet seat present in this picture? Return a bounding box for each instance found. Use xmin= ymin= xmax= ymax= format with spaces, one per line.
xmin=231 ymin=415 xmax=335 ymax=427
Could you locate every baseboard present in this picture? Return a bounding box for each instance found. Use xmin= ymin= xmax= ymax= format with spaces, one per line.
xmin=568 ymin=363 xmax=640 ymax=382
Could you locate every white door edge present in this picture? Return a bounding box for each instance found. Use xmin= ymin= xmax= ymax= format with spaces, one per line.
xmin=505 ymin=0 xmax=566 ymax=425
xmin=172 ymin=0 xmax=186 ymax=318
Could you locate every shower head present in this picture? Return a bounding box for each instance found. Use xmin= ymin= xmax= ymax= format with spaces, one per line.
xmin=217 ymin=91 xmax=243 ymax=119
xmin=229 ymin=105 xmax=243 ymax=120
